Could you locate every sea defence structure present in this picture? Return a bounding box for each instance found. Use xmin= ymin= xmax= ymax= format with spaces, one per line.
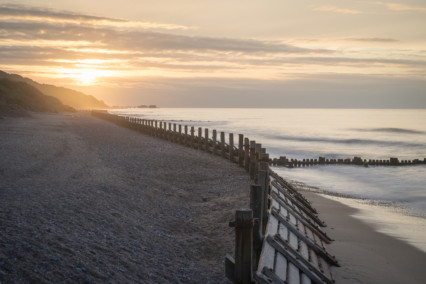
xmin=272 ymin=156 xmax=426 ymax=168
xmin=91 ymin=110 xmax=341 ymax=283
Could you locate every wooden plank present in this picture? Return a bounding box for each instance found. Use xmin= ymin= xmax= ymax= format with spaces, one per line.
xmin=299 ymin=241 xmax=309 ymax=261
xmin=278 ymin=223 xmax=289 ymax=241
xmin=288 ymin=231 xmax=299 ymax=251
xmin=269 ymin=171 xmax=316 ymax=213
xmin=271 ymin=181 xmax=325 ymax=227
xmin=275 ymin=252 xmax=288 ymax=282
xmin=301 ymin=273 xmax=312 ymax=284
xmin=271 ymin=186 xmax=279 ymax=195
xmin=271 ymin=191 xmax=333 ymax=244
xmin=256 ymin=267 xmax=286 ymax=284
xmin=289 ymin=213 xmax=297 ymax=226
xmin=266 ymin=215 xmax=279 ymax=236
xmin=287 ymin=263 xmax=300 ymax=284
xmin=267 ymin=235 xmax=333 ymax=284
xmin=279 ymin=206 xmax=288 ymax=218
xmin=271 ymin=208 xmax=339 ymax=266
xmin=297 ymin=219 xmax=305 ymax=233
xmin=271 ymin=199 xmax=280 ymax=210
xmin=225 ymin=254 xmax=235 ymax=282
xmin=309 ymin=249 xmax=320 ymax=270
xmin=305 ymin=227 xmax=315 ymax=243
xmin=258 ymin=240 xmax=275 ymax=271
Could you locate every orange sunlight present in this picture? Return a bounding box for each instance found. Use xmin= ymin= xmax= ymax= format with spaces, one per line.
xmin=56 ymin=68 xmax=117 ymax=85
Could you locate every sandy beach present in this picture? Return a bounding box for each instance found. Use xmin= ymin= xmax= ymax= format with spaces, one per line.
xmin=0 ymin=112 xmax=250 ymax=283
xmin=1 ymin=112 xmax=426 ymax=284
xmin=303 ymin=191 xmax=426 ymax=284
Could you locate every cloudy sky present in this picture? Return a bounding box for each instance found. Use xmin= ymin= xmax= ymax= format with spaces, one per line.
xmin=1 ymin=0 xmax=426 ymax=107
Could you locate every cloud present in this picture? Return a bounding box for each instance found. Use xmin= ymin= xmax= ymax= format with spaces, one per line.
xmin=313 ymin=6 xmax=362 ymax=15
xmin=0 ymin=4 xmax=192 ymax=30
xmin=346 ymin=38 xmax=400 ymax=43
xmin=372 ymin=2 xmax=426 ymax=12
xmin=1 ymin=3 xmax=425 ymax=94
xmin=0 ymin=19 xmax=328 ymax=55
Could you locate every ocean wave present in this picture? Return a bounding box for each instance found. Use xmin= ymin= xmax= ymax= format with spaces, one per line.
xmin=267 ymin=134 xmax=424 ymax=148
xmin=353 ymin=127 xmax=426 ymax=135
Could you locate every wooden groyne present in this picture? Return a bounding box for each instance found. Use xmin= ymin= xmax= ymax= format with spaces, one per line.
xmin=91 ymin=110 xmax=340 ymax=284
xmin=272 ymin=156 xmax=426 ymax=168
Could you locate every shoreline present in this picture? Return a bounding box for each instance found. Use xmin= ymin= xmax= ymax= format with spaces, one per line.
xmin=303 ymin=191 xmax=426 ymax=284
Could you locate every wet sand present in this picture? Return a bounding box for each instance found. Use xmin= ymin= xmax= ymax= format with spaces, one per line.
xmin=303 ymin=191 xmax=426 ymax=284
xmin=0 ymin=112 xmax=250 ymax=283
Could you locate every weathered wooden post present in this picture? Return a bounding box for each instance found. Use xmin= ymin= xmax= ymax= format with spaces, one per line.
xmin=198 ymin=127 xmax=202 ymax=150
xmin=221 ymin=132 xmax=226 ymax=158
xmin=205 ymin=128 xmax=209 ymax=152
xmin=250 ymin=185 xmax=264 ymax=269
xmin=254 ymin=143 xmax=261 ymax=182
xmin=168 ymin=123 xmax=172 ymax=141
xmin=225 ymin=209 xmax=254 ymax=284
xmin=172 ymin=123 xmax=176 ymax=142
xmin=249 ymin=141 xmax=256 ymax=180
xmin=244 ymin=138 xmax=250 ymax=172
xmin=184 ymin=125 xmax=188 ymax=146
xmin=178 ymin=124 xmax=182 ymax=144
xmin=238 ymin=134 xmax=244 ymax=167
xmin=212 ymin=130 xmax=217 ymax=155
xmin=229 ymin=133 xmax=234 ymax=162
xmin=258 ymin=153 xmax=270 ymax=235
xmin=190 ymin=126 xmax=195 ymax=148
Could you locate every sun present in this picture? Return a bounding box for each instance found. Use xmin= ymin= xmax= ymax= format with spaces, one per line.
xmin=57 ymin=68 xmax=115 ymax=85
xmin=77 ymin=69 xmax=99 ymax=84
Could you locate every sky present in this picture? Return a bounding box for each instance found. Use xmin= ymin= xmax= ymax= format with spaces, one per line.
xmin=0 ymin=0 xmax=426 ymax=107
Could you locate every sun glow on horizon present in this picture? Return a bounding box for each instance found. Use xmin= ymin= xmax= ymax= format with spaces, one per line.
xmin=56 ymin=68 xmax=117 ymax=85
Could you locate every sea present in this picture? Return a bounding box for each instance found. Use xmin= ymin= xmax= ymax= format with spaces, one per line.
xmin=109 ymin=108 xmax=426 ymax=252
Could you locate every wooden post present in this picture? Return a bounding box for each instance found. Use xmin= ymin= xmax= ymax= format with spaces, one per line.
xmin=249 ymin=141 xmax=256 ymax=180
xmin=238 ymin=134 xmax=244 ymax=167
xmin=254 ymin=144 xmax=261 ymax=182
xmin=221 ymin=132 xmax=226 ymax=158
xmin=250 ymin=185 xmax=264 ymax=269
xmin=191 ymin=126 xmax=195 ymax=148
xmin=229 ymin=133 xmax=234 ymax=162
xmin=178 ymin=124 xmax=182 ymax=144
xmin=184 ymin=125 xmax=188 ymax=146
xmin=258 ymin=167 xmax=269 ymax=235
xmin=213 ymin=130 xmax=217 ymax=155
xmin=227 ymin=209 xmax=253 ymax=284
xmin=198 ymin=127 xmax=202 ymax=150
xmin=244 ymin=138 xmax=250 ymax=172
xmin=205 ymin=128 xmax=209 ymax=152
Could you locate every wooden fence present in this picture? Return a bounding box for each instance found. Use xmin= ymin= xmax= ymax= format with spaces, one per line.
xmin=91 ymin=110 xmax=340 ymax=284
xmin=272 ymin=156 xmax=426 ymax=168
